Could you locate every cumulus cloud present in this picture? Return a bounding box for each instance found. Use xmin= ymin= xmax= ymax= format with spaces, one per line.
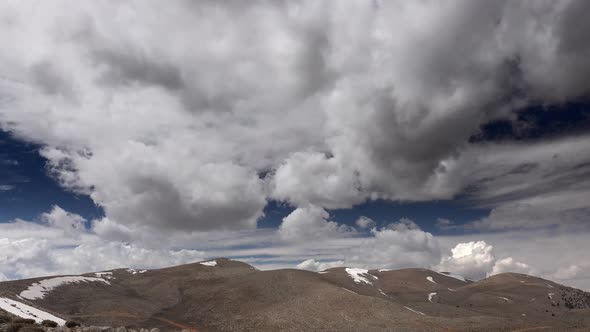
xmin=549 ymin=264 xmax=588 ymax=281
xmin=346 ymin=220 xmax=441 ymax=269
xmin=437 ymin=241 xmax=496 ymax=279
xmin=271 ymin=151 xmax=364 ymax=209
xmin=41 ymin=205 xmax=86 ymax=232
xmin=489 ymin=257 xmax=537 ymax=277
xmin=296 ymin=259 xmax=344 ymax=272
xmin=0 ymin=206 xmax=205 ymax=280
xmin=278 ymin=205 xmax=354 ymax=242
xmin=1 ymin=1 xmax=590 ymax=236
xmin=355 ymin=216 xmax=376 ymax=230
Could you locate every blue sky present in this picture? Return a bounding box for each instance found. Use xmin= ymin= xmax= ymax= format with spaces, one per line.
xmin=0 ymin=130 xmax=102 ymax=222
xmin=1 ymin=1 xmax=590 ymax=291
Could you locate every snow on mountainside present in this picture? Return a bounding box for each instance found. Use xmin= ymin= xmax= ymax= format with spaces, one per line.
xmin=0 ymin=297 xmax=65 ymax=325
xmin=19 ymin=276 xmax=111 ymax=300
xmin=428 ymin=292 xmax=437 ymax=302
xmin=345 ymin=268 xmax=377 ymax=285
xmin=126 ymin=269 xmax=148 ymax=275
xmin=199 ymin=260 xmax=217 ymax=267
xmin=94 ymin=272 xmax=114 ymax=279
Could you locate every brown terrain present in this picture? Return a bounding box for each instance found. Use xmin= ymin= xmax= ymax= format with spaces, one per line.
xmin=1 ymin=258 xmax=589 ymax=332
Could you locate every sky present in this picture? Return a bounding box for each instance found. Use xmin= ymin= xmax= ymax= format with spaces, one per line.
xmin=1 ymin=0 xmax=590 ymax=290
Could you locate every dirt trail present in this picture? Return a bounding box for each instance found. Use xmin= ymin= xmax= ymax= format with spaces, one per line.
xmin=510 ymin=326 xmax=553 ymax=332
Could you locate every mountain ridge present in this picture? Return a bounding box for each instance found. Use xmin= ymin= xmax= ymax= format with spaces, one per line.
xmin=1 ymin=258 xmax=589 ymax=331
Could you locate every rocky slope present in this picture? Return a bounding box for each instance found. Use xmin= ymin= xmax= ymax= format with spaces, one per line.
xmin=1 ymin=259 xmax=589 ymax=331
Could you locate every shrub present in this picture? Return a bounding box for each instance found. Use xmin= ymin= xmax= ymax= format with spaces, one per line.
xmin=65 ymin=320 xmax=81 ymax=328
xmin=11 ymin=319 xmax=35 ymax=325
xmin=5 ymin=323 xmax=24 ymax=332
xmin=41 ymin=320 xmax=58 ymax=328
xmin=19 ymin=327 xmax=45 ymax=332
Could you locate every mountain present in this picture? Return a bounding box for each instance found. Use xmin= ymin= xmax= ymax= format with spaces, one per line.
xmin=1 ymin=258 xmax=589 ymax=331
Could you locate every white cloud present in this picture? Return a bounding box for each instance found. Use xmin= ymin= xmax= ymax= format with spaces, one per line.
xmin=355 ymin=216 xmax=376 ymax=230
xmin=437 ymin=241 xmax=496 ymax=280
xmin=0 ymin=207 xmax=206 ymax=280
xmin=1 ymin=206 xmax=590 ymax=292
xmin=278 ymin=205 xmax=354 ymax=242
xmin=271 ymin=151 xmax=364 ymax=209
xmin=346 ymin=220 xmax=441 ymax=270
xmin=41 ymin=205 xmax=86 ymax=232
xmin=437 ymin=231 xmax=590 ymax=290
xmin=489 ymin=257 xmax=536 ymax=277
xmin=550 ymin=265 xmax=585 ymax=280
xmin=296 ymin=259 xmax=344 ymax=272
xmin=0 ymin=185 xmax=14 ymax=191
xmin=385 ymin=218 xmax=421 ymax=232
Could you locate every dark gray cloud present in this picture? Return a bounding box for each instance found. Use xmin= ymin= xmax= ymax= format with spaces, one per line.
xmin=29 ymin=61 xmax=75 ymax=99
xmin=93 ymin=48 xmax=184 ymax=92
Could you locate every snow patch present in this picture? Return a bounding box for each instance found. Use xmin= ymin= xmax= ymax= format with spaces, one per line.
xmin=19 ymin=276 xmax=110 ymax=300
xmin=345 ymin=268 xmax=374 ymax=285
xmin=94 ymin=272 xmax=114 ymax=279
xmin=521 ymin=313 xmax=527 ymax=316
xmin=548 ymin=293 xmax=554 ymax=300
xmin=0 ymin=297 xmax=66 ymax=325
xmin=497 ymin=296 xmax=511 ymax=302
xmin=426 ymin=276 xmax=436 ymax=284
xmin=378 ymin=289 xmax=388 ymax=297
xmin=428 ymin=292 xmax=437 ymax=302
xmin=519 ymin=280 xmax=525 ymax=283
xmin=378 ymin=269 xmax=391 ymax=272
xmin=448 ymin=288 xmax=457 ymax=292
xmin=547 ymin=284 xmax=554 ymax=289
xmin=126 ymin=269 xmax=147 ymax=274
xmin=404 ymin=306 xmax=426 ymax=316
xmin=200 ymin=260 xmax=217 ymax=267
